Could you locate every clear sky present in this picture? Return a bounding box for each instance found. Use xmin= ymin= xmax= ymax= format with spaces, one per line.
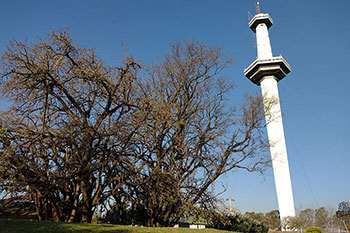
xmin=1 ymin=0 xmax=349 ymax=214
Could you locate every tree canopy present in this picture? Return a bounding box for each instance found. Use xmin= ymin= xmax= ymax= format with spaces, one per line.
xmin=0 ymin=30 xmax=271 ymax=226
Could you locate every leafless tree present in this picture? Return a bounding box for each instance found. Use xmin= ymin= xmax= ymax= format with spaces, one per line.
xmin=0 ymin=30 xmax=140 ymax=222
xmin=287 ymin=207 xmax=340 ymax=231
xmin=110 ymin=41 xmax=271 ymax=227
xmin=1 ymin=32 xmax=272 ymax=226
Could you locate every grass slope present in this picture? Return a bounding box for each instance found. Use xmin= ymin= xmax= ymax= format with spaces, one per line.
xmin=0 ymin=220 xmax=234 ymax=233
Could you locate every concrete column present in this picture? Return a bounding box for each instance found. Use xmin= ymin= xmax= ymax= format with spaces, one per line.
xmin=245 ymin=13 xmax=295 ymax=230
xmin=256 ymin=23 xmax=273 ymax=59
xmin=260 ymin=76 xmax=296 ymax=224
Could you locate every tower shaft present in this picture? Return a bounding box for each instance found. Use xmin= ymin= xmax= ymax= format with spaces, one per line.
xmin=260 ymin=76 xmax=295 ymax=220
xmin=256 ymin=23 xmax=273 ymax=58
xmin=244 ymin=13 xmax=295 ymax=228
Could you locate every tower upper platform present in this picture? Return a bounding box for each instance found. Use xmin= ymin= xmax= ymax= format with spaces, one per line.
xmin=245 ymin=12 xmax=291 ymax=85
xmin=244 ymin=56 xmax=291 ymax=85
xmin=249 ymin=13 xmax=273 ymax=32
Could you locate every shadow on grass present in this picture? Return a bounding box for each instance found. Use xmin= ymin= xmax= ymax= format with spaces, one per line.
xmin=0 ymin=220 xmax=133 ymax=233
xmin=60 ymin=222 xmax=134 ymax=233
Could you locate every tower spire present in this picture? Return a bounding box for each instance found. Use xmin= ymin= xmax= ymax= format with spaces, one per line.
xmin=255 ymin=1 xmax=261 ymax=15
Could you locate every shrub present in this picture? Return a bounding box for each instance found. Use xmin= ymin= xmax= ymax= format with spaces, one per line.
xmin=305 ymin=226 xmax=323 ymax=233
xmin=211 ymin=212 xmax=269 ymax=233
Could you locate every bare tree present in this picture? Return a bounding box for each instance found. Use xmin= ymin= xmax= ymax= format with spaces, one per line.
xmin=110 ymin=41 xmax=271 ymax=227
xmin=0 ymin=30 xmax=139 ymax=222
xmin=287 ymin=207 xmax=340 ymax=231
xmin=1 ymin=33 xmax=272 ymax=226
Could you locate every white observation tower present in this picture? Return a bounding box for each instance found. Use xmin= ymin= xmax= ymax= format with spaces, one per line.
xmin=244 ymin=3 xmax=296 ymax=227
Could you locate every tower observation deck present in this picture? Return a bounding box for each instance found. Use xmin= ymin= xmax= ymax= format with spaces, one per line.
xmin=244 ymin=13 xmax=291 ymax=84
xmin=244 ymin=12 xmax=295 ymax=228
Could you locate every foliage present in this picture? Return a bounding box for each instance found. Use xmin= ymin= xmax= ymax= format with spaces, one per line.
xmin=304 ymin=226 xmax=323 ymax=233
xmin=264 ymin=210 xmax=280 ymax=230
xmin=229 ymin=210 xmax=279 ymax=230
xmin=283 ymin=216 xmax=302 ymax=231
xmin=286 ymin=207 xmax=339 ymax=231
xmin=244 ymin=212 xmax=265 ymax=224
xmin=209 ymin=212 xmax=268 ymax=233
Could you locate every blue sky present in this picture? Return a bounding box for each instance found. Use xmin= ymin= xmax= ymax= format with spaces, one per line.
xmin=1 ymin=0 xmax=349 ymax=214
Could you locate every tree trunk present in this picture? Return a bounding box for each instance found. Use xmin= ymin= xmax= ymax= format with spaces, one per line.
xmin=33 ymin=191 xmax=44 ymax=221
xmin=81 ymin=180 xmax=93 ymax=223
xmin=51 ymin=201 xmax=61 ymax=222
xmin=68 ymin=183 xmax=81 ymax=222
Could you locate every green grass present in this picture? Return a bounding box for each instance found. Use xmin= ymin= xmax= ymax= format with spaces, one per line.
xmin=0 ymin=219 xmax=234 ymax=233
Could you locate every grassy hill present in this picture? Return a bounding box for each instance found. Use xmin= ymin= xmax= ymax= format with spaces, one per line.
xmin=0 ymin=219 xmax=234 ymax=233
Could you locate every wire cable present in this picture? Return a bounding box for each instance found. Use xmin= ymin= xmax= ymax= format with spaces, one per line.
xmin=285 ymin=119 xmax=320 ymax=208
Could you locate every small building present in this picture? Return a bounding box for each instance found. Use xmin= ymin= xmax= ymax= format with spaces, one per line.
xmin=174 ymin=216 xmax=207 ymax=229
xmin=174 ymin=222 xmax=206 ymax=229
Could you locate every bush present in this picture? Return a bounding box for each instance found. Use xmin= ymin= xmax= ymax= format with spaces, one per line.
xmin=211 ymin=212 xmax=268 ymax=233
xmin=305 ymin=226 xmax=323 ymax=233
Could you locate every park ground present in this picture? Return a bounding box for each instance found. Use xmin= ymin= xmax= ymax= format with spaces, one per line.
xmin=0 ymin=219 xmax=232 ymax=233
xmin=0 ymin=219 xmax=296 ymax=233
xmin=0 ymin=220 xmax=340 ymax=233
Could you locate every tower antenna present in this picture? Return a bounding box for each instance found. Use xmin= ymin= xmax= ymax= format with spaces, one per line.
xmin=255 ymin=1 xmax=261 ymax=14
